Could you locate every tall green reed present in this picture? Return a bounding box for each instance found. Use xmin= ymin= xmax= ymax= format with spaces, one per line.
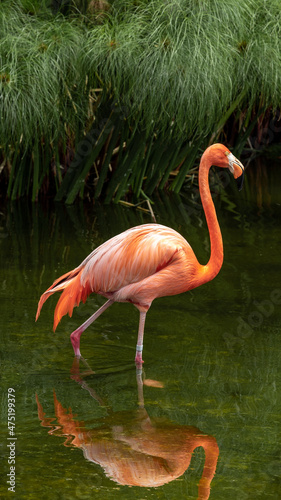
xmin=0 ymin=0 xmax=280 ymax=203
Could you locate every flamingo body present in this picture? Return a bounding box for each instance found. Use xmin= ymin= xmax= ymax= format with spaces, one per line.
xmin=55 ymin=225 xmax=204 ymax=323
xmin=36 ymin=144 xmax=245 ymax=363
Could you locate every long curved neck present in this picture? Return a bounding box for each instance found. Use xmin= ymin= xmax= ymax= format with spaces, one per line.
xmin=199 ymin=154 xmax=223 ymax=281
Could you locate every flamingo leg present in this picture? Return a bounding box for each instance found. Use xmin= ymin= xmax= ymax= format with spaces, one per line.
xmin=70 ymin=299 xmax=113 ymax=357
xmin=135 ymin=311 xmax=146 ymax=366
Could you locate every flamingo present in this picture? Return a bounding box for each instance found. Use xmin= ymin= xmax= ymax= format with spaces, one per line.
xmin=36 ymin=143 xmax=244 ymax=364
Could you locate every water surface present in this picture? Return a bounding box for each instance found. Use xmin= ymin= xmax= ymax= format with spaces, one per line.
xmin=1 ymin=161 xmax=281 ymax=499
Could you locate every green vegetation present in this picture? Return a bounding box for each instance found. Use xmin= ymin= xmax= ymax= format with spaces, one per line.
xmin=0 ymin=0 xmax=280 ymax=203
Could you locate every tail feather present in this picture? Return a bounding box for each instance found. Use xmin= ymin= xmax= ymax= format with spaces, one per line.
xmin=53 ymin=278 xmax=91 ymax=331
xmin=35 ymin=268 xmax=89 ymax=329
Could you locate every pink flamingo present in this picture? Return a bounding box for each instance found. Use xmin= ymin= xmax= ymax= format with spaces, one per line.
xmin=36 ymin=143 xmax=244 ymax=364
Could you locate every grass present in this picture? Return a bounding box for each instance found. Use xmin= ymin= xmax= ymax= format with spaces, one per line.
xmin=0 ymin=0 xmax=281 ymax=203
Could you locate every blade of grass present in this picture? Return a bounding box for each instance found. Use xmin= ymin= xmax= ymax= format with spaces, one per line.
xmin=94 ymin=119 xmax=122 ymax=199
xmin=104 ymin=125 xmax=141 ymax=203
xmin=32 ymin=138 xmax=39 ymax=202
xmin=7 ymin=146 xmax=20 ymax=198
xmin=158 ymin=141 xmax=184 ymax=190
xmin=58 ymin=113 xmax=115 ymax=203
xmin=133 ymin=132 xmax=155 ymax=197
xmin=65 ymin=132 xmax=111 ymax=204
xmin=113 ymin=132 xmax=147 ymax=203
xmin=11 ymin=152 xmax=27 ymax=200
xmin=170 ymin=140 xmax=202 ymax=193
xmin=209 ymin=90 xmax=247 ymax=143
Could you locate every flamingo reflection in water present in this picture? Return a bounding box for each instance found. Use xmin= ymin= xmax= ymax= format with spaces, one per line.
xmin=36 ymin=360 xmax=219 ymax=499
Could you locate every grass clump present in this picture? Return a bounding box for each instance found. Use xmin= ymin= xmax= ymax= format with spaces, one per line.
xmin=0 ymin=0 xmax=281 ymax=203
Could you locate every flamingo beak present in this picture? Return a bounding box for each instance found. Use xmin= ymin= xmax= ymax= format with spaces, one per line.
xmin=228 ymin=153 xmax=245 ymax=191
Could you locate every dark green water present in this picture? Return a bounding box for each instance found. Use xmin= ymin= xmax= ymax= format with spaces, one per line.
xmin=1 ymin=162 xmax=281 ymax=499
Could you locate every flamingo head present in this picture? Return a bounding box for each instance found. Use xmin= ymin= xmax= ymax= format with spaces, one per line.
xmin=204 ymin=144 xmax=245 ymax=190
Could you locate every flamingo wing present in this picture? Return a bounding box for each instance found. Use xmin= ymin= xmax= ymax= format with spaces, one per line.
xmin=80 ymin=224 xmax=191 ymax=293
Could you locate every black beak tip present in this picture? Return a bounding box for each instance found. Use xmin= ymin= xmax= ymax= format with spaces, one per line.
xmin=236 ymin=171 xmax=244 ymax=191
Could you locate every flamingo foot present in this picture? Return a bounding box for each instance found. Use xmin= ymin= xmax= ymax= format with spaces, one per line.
xmin=70 ymin=330 xmax=82 ymax=358
xmin=68 ymin=300 xmax=114 ymax=358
